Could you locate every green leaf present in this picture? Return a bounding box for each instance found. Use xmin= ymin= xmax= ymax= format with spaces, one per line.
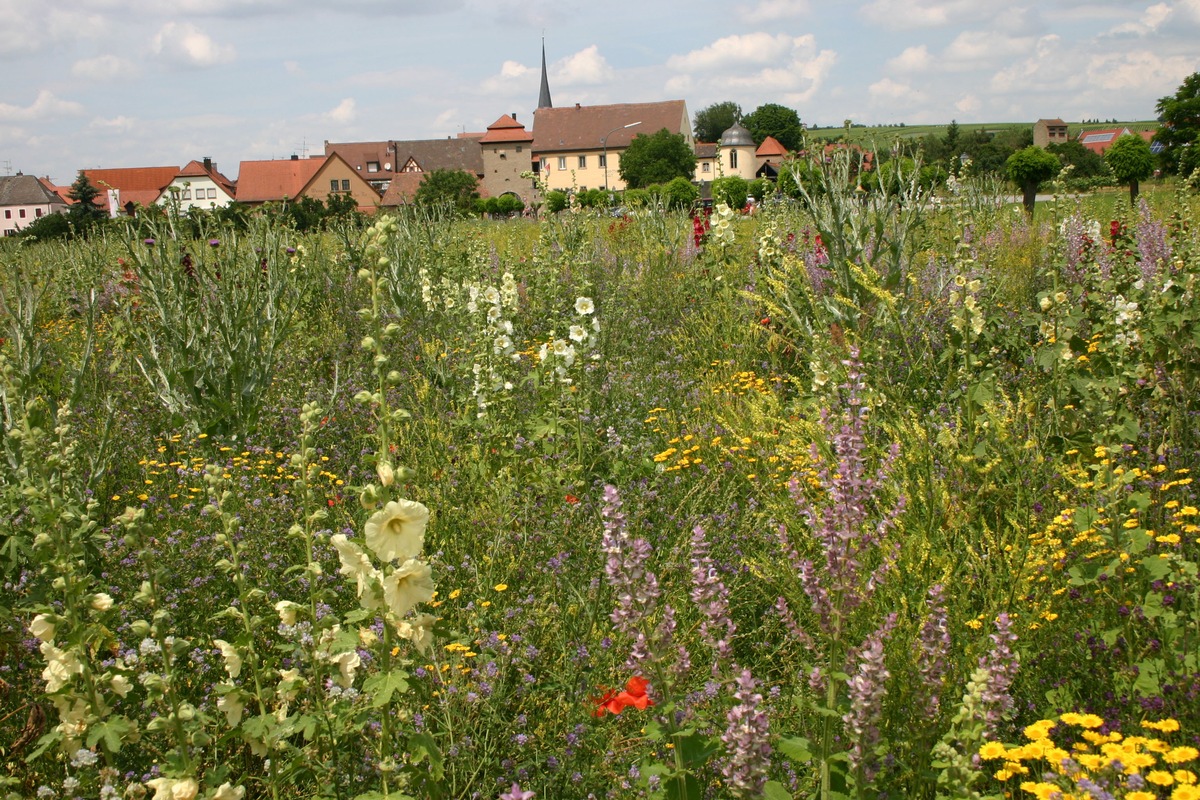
xmin=1140 ymin=555 xmax=1172 ymax=580
xmin=86 ymin=716 xmax=133 ymax=753
xmin=409 ymin=732 xmax=444 ymax=780
xmin=364 ymin=669 xmax=410 ymax=708
xmin=763 ymin=781 xmax=793 ymax=800
xmin=777 ymin=735 xmax=812 ymax=763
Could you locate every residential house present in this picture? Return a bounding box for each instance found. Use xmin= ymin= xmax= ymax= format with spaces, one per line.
xmin=157 ymin=158 xmax=236 ymax=211
xmin=694 ymin=142 xmax=719 ymax=183
xmin=324 ymin=137 xmax=485 ymax=195
xmin=0 ymin=173 xmax=67 ymax=236
xmin=235 ymin=153 xmax=379 ymax=211
xmin=1077 ymin=127 xmax=1134 ymax=155
xmin=1034 ymin=118 xmax=1070 ymax=148
xmin=531 ymin=100 xmax=692 ymax=193
xmin=82 ymin=166 xmax=181 ymax=216
xmin=754 ymin=136 xmax=789 ymax=179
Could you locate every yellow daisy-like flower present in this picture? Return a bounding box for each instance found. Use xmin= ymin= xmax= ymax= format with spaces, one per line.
xmin=1172 ymin=785 xmax=1200 ymax=800
xmin=1019 ymin=781 xmax=1060 ymax=800
xmin=1025 ymin=719 xmax=1057 ymax=740
xmin=1143 ymin=719 xmax=1182 ymax=733
xmin=1176 ymin=770 xmax=1198 ymax=784
xmin=1166 ymin=748 xmax=1200 ymax=765
xmin=1149 ymin=771 xmax=1177 ymax=786
xmin=1061 ymin=712 xmax=1105 ymax=728
xmin=1127 ymin=793 xmax=1156 ymax=800
xmin=493 ymin=583 xmax=508 ymax=592
xmin=980 ymin=742 xmax=1009 ymax=759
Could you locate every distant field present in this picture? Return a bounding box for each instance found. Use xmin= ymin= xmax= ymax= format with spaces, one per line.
xmin=805 ymin=120 xmax=1161 ymax=146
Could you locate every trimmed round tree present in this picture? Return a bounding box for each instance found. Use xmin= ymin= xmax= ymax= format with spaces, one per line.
xmin=1005 ymin=146 xmax=1061 ymax=215
xmin=1104 ymin=134 xmax=1155 ymax=204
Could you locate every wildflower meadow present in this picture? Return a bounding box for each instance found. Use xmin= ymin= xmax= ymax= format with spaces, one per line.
xmin=2 ymin=157 xmax=1199 ymax=800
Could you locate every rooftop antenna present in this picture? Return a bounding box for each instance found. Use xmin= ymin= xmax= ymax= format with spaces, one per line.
xmin=294 ymin=139 xmax=311 ymax=159
xmin=1 ymin=159 xmax=11 ymax=176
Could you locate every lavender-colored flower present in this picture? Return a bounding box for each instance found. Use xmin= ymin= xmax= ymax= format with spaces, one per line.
xmin=601 ymin=484 xmax=673 ymax=672
xmin=720 ymin=669 xmax=772 ymax=797
xmin=843 ymin=615 xmax=895 ymax=781
xmin=1134 ymin=197 xmax=1172 ymax=282
xmin=143 ymin=238 xmax=155 ymax=245
xmin=690 ymin=525 xmax=736 ymax=673
xmin=916 ymin=584 xmax=951 ymax=720
xmin=208 ymin=238 xmax=221 ymax=247
xmin=977 ymin=612 xmax=1019 ymax=734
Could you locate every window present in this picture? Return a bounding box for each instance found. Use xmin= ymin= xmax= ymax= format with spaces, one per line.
xmin=182 ymin=189 xmax=192 ymax=200
xmin=35 ymin=208 xmax=43 ymax=217
xmin=331 ymin=179 xmax=339 ymax=191
xmin=702 ymin=163 xmax=711 ymax=173
xmin=207 ymin=188 xmax=217 ymax=199
xmin=730 ymin=150 xmax=739 ymax=169
xmin=516 ymin=145 xmax=522 ymax=153
xmin=341 ymin=179 xmax=350 ymax=191
xmin=578 ymin=155 xmax=587 ymax=169
xmin=3 ymin=210 xmax=10 ymax=219
xmin=18 ymin=209 xmax=26 ymax=218
xmin=557 ymin=157 xmax=567 ymax=170
xmin=598 ymin=154 xmax=607 ymax=168
xmin=368 ymin=162 xmax=379 ymax=173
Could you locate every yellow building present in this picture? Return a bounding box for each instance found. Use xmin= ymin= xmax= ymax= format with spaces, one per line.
xmin=531 ymin=100 xmax=692 ymax=193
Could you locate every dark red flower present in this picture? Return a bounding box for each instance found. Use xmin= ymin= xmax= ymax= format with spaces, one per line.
xmin=592 ymin=676 xmax=653 ymax=716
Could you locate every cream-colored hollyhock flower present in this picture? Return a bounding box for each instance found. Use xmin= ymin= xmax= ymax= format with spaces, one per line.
xmin=574 ymin=296 xmax=595 ymax=315
xmin=29 ymin=613 xmax=56 ymax=643
xmin=53 ymin=697 xmax=89 ymax=740
xmin=91 ymin=593 xmax=114 ymax=611
xmin=110 ymin=673 xmax=132 ymax=698
xmin=394 ymin=612 xmax=437 ymax=655
xmin=212 ymin=782 xmax=246 ymax=800
xmin=274 ymin=600 xmax=302 ymax=627
xmin=40 ymin=641 xmax=83 ymax=692
xmin=330 ymin=534 xmax=382 ymax=600
xmin=277 ymin=668 xmax=301 ymax=702
xmin=376 ymin=461 xmax=395 ymax=487
xmin=332 ymin=650 xmax=361 ymax=688
xmin=146 ymin=777 xmax=199 ymax=800
xmin=217 ymin=691 xmax=244 ymax=727
xmin=382 ymin=559 xmax=436 ymax=619
xmin=364 ymin=499 xmax=429 ymax=563
xmin=213 ymin=640 xmax=242 ymax=679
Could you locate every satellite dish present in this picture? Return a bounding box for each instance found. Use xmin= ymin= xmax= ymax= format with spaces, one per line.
xmin=384 ymin=162 xmax=392 ymax=171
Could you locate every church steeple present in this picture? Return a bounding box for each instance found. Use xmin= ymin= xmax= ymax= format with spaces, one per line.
xmin=538 ymin=38 xmax=553 ymax=109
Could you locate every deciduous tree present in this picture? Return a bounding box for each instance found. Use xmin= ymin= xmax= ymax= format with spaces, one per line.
xmin=741 ymin=103 xmax=804 ymax=152
xmin=1104 ymin=134 xmax=1155 ymax=204
xmin=1005 ymin=146 xmax=1060 ymax=215
xmin=1154 ymin=71 xmax=1200 ymax=172
xmin=414 ymin=169 xmax=480 ymax=215
xmin=618 ymin=128 xmax=696 ymax=189
xmin=693 ymin=101 xmax=742 ymax=144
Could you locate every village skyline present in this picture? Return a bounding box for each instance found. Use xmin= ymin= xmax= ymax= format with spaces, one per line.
xmin=3 ymin=0 xmax=1199 ymax=184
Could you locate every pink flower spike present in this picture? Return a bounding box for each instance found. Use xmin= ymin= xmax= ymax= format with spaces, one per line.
xmin=499 ymin=783 xmax=535 ymax=800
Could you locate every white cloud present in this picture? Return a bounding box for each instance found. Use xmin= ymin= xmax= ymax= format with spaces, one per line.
xmin=741 ymin=0 xmax=810 ymax=23
xmin=886 ymin=45 xmax=933 ymax=72
xmin=0 ymin=90 xmax=85 ymax=123
xmin=666 ymin=33 xmax=836 ymax=104
xmin=284 ymin=60 xmax=304 ymax=76
xmin=868 ymin=78 xmax=929 ymax=110
xmin=0 ymin=6 xmax=109 ymax=57
xmin=943 ymin=31 xmax=1036 ymax=66
xmin=71 ymin=55 xmax=138 ymax=81
xmin=151 ymin=22 xmax=236 ymax=68
xmin=554 ymin=46 xmax=614 ymax=86
xmin=88 ymin=116 xmax=137 ymax=133
xmin=325 ymin=98 xmax=357 ymax=124
xmin=858 ymin=0 xmax=991 ymax=29
xmin=954 ymin=94 xmax=982 ymax=114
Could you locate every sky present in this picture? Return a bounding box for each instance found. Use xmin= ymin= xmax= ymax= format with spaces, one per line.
xmin=2 ymin=0 xmax=1198 ymax=184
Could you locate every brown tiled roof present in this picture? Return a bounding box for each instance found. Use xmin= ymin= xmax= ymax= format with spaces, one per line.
xmin=380 ymin=173 xmax=426 ymax=207
xmin=81 ymin=166 xmax=179 ymax=208
xmin=178 ymin=159 xmax=236 ymax=193
xmin=756 ymin=136 xmax=788 ymax=157
xmin=480 ymin=115 xmax=533 ymax=144
xmin=235 ymin=157 xmax=325 ymax=203
xmin=325 ymin=138 xmax=484 ymax=177
xmin=0 ymin=174 xmax=66 ymax=207
xmin=1037 ymin=118 xmax=1067 ymax=127
xmin=694 ymin=143 xmax=718 ymax=159
xmin=532 ymin=100 xmax=690 ymax=154
xmin=37 ymin=176 xmax=70 ymax=203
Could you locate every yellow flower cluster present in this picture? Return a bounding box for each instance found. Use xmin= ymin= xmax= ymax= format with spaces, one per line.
xmin=980 ymin=713 xmax=1199 ymax=799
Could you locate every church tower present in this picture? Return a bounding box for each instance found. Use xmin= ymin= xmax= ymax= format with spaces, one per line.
xmin=538 ymin=39 xmax=553 ymax=109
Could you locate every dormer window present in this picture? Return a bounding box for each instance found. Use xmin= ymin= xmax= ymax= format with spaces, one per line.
xmin=368 ymin=162 xmax=380 ymax=173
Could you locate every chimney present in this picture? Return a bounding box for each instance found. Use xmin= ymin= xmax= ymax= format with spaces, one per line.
xmin=291 ymin=154 xmax=299 ymax=160
xmin=511 ymin=112 xmax=517 ymax=121
xmin=575 ymin=103 xmax=580 ymax=110
xmin=203 ymin=157 xmax=213 ymax=172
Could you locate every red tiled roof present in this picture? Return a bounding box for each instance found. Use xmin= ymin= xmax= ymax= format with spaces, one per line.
xmin=83 ymin=167 xmax=180 ymax=193
xmin=325 ymin=138 xmax=484 ymax=177
xmin=235 ymin=157 xmax=325 ymax=203
xmin=756 ymin=136 xmax=788 ymax=157
xmin=532 ymin=100 xmax=690 ymax=154
xmin=177 ymin=159 xmax=236 ymax=193
xmin=380 ymin=173 xmax=426 ymax=207
xmin=480 ymin=115 xmax=534 ymax=144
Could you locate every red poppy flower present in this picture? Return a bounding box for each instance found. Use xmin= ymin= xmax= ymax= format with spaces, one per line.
xmin=565 ymin=494 xmax=580 ymax=505
xmin=592 ymin=676 xmax=653 ymax=716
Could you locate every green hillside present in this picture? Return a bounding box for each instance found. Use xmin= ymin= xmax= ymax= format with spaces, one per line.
xmin=804 ymin=120 xmax=1160 ymax=147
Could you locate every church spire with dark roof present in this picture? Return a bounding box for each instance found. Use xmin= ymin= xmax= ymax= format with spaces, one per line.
xmin=538 ymin=39 xmax=553 ymax=109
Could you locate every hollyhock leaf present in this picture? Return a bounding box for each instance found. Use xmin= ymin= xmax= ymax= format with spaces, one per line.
xmin=764 ymin=781 xmax=793 ymax=800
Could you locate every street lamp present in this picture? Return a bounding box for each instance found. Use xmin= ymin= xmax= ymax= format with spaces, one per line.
xmin=602 ymin=121 xmax=641 ymax=191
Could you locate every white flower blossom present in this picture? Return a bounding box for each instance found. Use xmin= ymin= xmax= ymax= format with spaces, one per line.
xmin=574 ymin=296 xmax=595 ymax=315
xmin=363 ymin=499 xmax=429 ymax=563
